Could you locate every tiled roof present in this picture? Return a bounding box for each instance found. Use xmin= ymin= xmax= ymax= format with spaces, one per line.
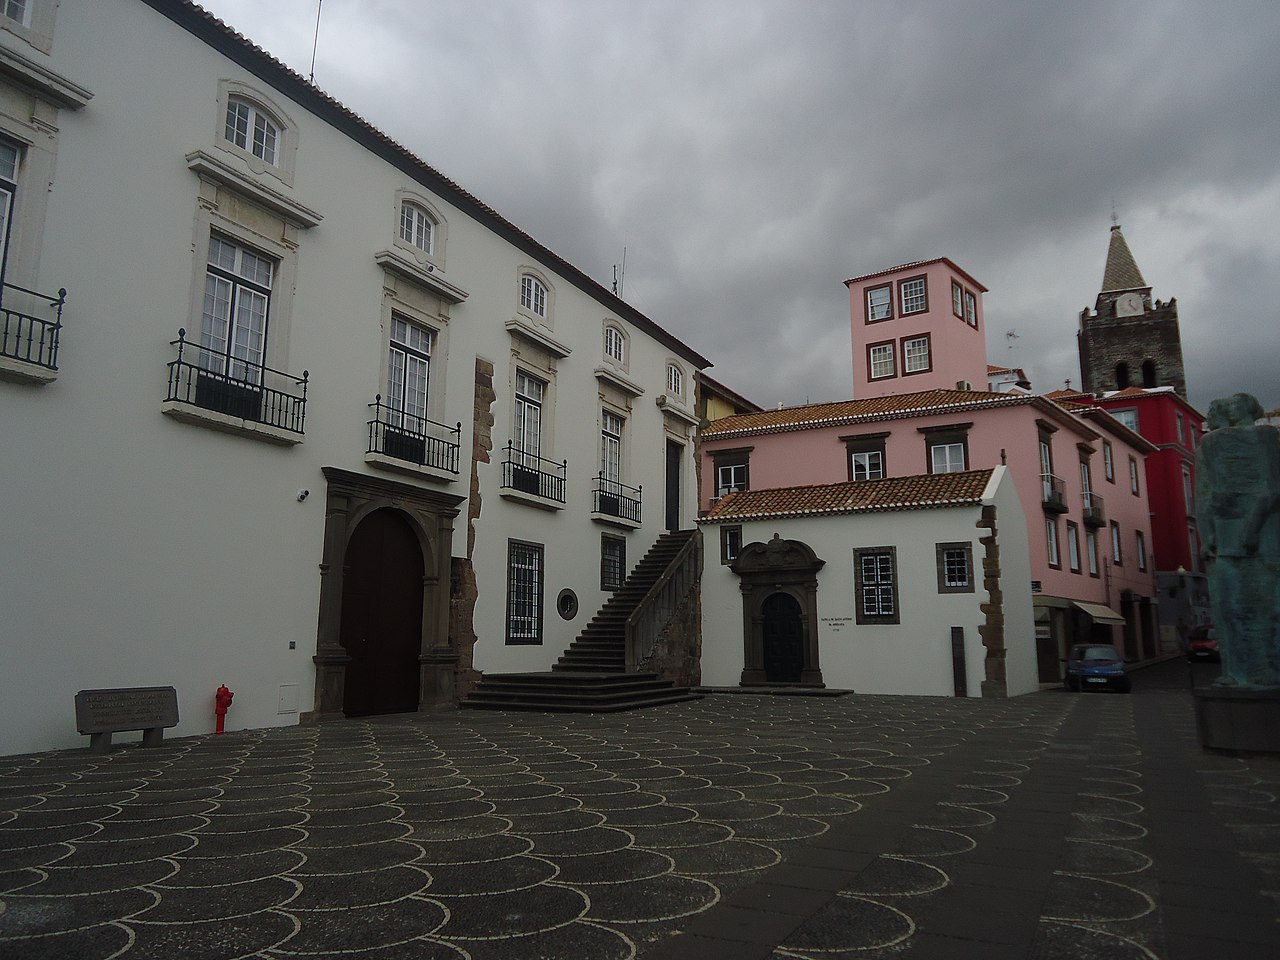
xmin=698 ymin=471 xmax=994 ymax=523
xmin=703 ymin=388 xmax=1033 ymax=438
xmin=1101 ymin=225 xmax=1148 ymax=292
xmin=697 ymin=372 xmax=763 ymax=413
xmin=1044 ymin=388 xmax=1094 ymax=402
xmin=843 ymin=257 xmax=988 ymax=292
xmin=148 ymin=2 xmax=711 ymax=368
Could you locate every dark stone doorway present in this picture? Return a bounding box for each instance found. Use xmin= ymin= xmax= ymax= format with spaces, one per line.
xmin=340 ymin=508 xmax=424 ymax=717
xmin=665 ymin=439 xmax=682 ymax=532
xmin=762 ymin=592 xmax=804 ymax=682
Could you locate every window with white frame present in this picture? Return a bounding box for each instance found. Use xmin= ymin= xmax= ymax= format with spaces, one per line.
xmin=520 ymin=274 xmax=547 ymax=318
xmin=506 ymin=540 xmax=544 ymax=644
xmin=399 ymin=201 xmax=434 ymax=254
xmin=667 ymin=363 xmax=684 ymax=397
xmin=1046 ymin=519 xmax=1060 ymax=567
xmin=224 ymin=96 xmax=280 ymax=166
xmin=514 ymin=371 xmax=545 ymax=464
xmin=2 ymin=0 xmax=29 ymax=26
xmin=866 ymin=284 xmax=891 ymax=321
xmin=604 ymin=324 xmax=625 ymax=363
xmin=1114 ymin=408 xmax=1138 ymax=432
xmin=931 ymin=442 xmax=966 ymax=474
xmin=869 ymin=341 xmax=895 ymax=379
xmin=1103 ymin=440 xmax=1115 ymax=482
xmin=1176 ymin=412 xmax=1186 ymax=446
xmin=1086 ymin=529 xmax=1100 ymax=576
xmin=601 ymin=535 xmax=626 ymax=591
xmin=964 ymin=291 xmax=977 ymax=327
xmin=1129 ymin=456 xmax=1140 ymax=495
xmin=902 ymin=335 xmax=931 ymax=374
xmin=721 ymin=525 xmax=742 ymax=564
xmin=1067 ymin=521 xmax=1081 ymax=573
xmin=199 ymin=233 xmax=274 ymax=384
xmin=854 ymin=547 xmax=898 ymax=624
xmin=386 ymin=314 xmax=432 ymax=431
xmin=951 ymin=281 xmax=963 ymax=318
xmin=1183 ymin=463 xmax=1194 ymax=512
xmin=1136 ymin=530 xmax=1147 ymax=571
xmin=899 ymin=276 xmax=927 ymax=314
xmin=0 ymin=139 xmax=18 ymax=280
xmin=716 ymin=462 xmax=747 ymax=498
xmin=851 ymin=450 xmax=884 ymax=481
xmin=600 ymin=410 xmax=623 ymax=484
xmin=1111 ymin=521 xmax=1123 ymax=565
xmin=936 ymin=542 xmax=974 ymax=593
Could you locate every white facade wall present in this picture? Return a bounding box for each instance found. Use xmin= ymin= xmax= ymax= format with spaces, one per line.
xmin=0 ymin=2 xmax=703 ymax=754
xmin=699 ymin=469 xmax=1036 ymax=697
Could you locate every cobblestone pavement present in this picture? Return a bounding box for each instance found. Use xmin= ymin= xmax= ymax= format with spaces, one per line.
xmin=1 ymin=661 xmax=1277 ymax=959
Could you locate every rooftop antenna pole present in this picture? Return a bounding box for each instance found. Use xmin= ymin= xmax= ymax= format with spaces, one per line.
xmin=619 ymin=246 xmax=627 ymax=298
xmin=309 ymin=0 xmax=324 ymax=84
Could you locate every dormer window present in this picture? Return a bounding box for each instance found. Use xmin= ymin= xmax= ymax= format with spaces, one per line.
xmin=604 ymin=324 xmax=625 ymax=363
xmin=225 ymin=97 xmax=280 ymax=166
xmin=399 ymin=201 xmax=434 ymax=254
xmin=521 ymin=275 xmax=547 ymax=318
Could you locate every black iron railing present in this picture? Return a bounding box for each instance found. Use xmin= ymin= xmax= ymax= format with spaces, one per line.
xmin=1041 ymin=473 xmax=1068 ymax=513
xmin=1082 ymin=490 xmax=1106 ymax=527
xmin=0 ymin=282 xmax=65 ymax=371
xmin=593 ymin=475 xmax=642 ymax=523
xmin=166 ymin=328 xmax=309 ymax=435
xmin=367 ymin=395 xmax=460 ymax=473
xmin=501 ymin=441 xmax=567 ymax=503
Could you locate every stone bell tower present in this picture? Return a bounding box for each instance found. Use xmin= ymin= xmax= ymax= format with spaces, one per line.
xmin=1077 ymin=223 xmax=1187 ymax=398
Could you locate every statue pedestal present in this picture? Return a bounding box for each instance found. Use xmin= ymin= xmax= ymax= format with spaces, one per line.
xmin=1193 ymin=685 xmax=1280 ymax=754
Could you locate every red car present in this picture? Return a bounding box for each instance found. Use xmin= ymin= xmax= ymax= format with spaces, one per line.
xmin=1187 ymin=623 xmax=1220 ymax=662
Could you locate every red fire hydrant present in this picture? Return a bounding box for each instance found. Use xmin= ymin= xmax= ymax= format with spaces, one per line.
xmin=214 ymin=684 xmax=234 ymax=735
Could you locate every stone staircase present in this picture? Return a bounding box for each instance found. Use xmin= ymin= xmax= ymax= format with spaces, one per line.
xmin=461 ymin=531 xmax=702 ymax=713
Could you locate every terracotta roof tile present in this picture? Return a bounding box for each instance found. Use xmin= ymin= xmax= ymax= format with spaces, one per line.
xmin=843 ymin=257 xmax=988 ymax=292
xmin=703 ymin=388 xmax=1029 ymax=438
xmin=698 ymin=471 xmax=994 ymax=523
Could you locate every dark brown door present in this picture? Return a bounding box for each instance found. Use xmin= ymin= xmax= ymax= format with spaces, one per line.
xmin=762 ymin=592 xmax=804 ymax=683
xmin=665 ymin=439 xmax=682 ymax=532
xmin=340 ymin=508 xmax=424 ymax=717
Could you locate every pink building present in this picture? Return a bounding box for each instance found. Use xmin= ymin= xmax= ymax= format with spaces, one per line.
xmin=846 ymin=259 xmax=989 ymax=398
xmin=702 ymin=256 xmax=1164 ymax=681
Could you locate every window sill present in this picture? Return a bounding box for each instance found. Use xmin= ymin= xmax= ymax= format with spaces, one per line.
xmin=499 ymin=487 xmax=565 ymax=511
xmin=505 ymin=317 xmax=572 ymax=358
xmin=364 ymin=452 xmax=458 ymax=484
xmin=592 ymin=511 xmax=641 ymax=530
xmin=162 ymin=400 xmax=303 ymax=446
xmin=0 ymin=356 xmax=57 ymax=384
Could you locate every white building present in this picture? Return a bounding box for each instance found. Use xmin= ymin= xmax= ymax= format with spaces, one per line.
xmin=0 ymin=0 xmax=708 ymax=755
xmin=697 ymin=467 xmax=1038 ymax=698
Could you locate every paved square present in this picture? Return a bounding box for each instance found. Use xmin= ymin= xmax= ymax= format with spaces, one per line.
xmin=1 ymin=663 xmax=1277 ymax=959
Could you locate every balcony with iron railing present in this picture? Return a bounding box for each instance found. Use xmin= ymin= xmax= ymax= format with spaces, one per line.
xmin=1041 ymin=473 xmax=1068 ymax=514
xmin=592 ymin=475 xmax=642 ymax=527
xmin=0 ymin=282 xmax=66 ymax=384
xmin=500 ymin=441 xmax=567 ymax=509
xmin=1082 ymin=490 xmax=1106 ymax=528
xmin=365 ymin=395 xmax=460 ymax=481
xmin=163 ymin=328 xmax=308 ymax=445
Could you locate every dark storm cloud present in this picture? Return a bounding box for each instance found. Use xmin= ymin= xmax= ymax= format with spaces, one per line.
xmin=200 ymin=0 xmax=1280 ymax=413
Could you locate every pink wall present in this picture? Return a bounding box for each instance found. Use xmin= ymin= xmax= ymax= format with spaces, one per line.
xmin=701 ymin=399 xmax=1158 ymax=615
xmin=847 ymin=260 xmax=990 ymax=399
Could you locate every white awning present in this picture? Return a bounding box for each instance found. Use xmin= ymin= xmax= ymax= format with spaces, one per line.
xmin=1073 ymin=601 xmax=1126 ymax=625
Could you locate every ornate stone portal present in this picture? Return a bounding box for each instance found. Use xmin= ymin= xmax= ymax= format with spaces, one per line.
xmin=1193 ymin=393 xmax=1280 ymax=752
xmin=306 ymin=467 xmax=464 ymax=721
xmin=731 ymin=535 xmax=826 ymax=687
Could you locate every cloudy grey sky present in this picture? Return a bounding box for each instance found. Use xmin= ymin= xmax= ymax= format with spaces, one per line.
xmin=198 ymin=0 xmax=1280 ymax=414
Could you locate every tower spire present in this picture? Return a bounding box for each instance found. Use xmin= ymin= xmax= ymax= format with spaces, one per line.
xmin=1101 ymin=223 xmax=1147 ymax=293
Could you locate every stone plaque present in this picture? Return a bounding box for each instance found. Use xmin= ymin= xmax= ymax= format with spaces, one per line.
xmin=75 ymin=686 xmax=179 ymax=734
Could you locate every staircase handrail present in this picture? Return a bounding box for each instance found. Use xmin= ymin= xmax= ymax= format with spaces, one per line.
xmin=625 ymin=531 xmax=701 ymax=670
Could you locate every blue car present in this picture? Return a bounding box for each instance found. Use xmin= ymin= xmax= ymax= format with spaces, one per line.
xmin=1064 ymin=643 xmax=1131 ymax=693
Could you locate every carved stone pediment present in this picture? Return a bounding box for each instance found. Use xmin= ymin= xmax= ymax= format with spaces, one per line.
xmin=731 ymin=534 xmax=825 ymax=575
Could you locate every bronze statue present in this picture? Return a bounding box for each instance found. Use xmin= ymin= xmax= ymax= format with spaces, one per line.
xmin=1196 ymin=393 xmax=1280 ymax=687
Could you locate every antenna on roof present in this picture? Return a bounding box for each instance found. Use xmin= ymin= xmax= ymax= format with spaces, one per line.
xmin=309 ymin=0 xmax=324 ymax=84
xmin=611 ymin=246 xmax=627 ymax=298
xmin=1006 ymin=329 xmax=1019 ymax=350
xmin=1065 ymin=378 xmax=1073 ymax=391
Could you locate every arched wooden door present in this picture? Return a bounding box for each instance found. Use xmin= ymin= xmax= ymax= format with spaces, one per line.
xmin=340 ymin=508 xmax=424 ymax=717
xmin=762 ymin=592 xmax=804 ymax=683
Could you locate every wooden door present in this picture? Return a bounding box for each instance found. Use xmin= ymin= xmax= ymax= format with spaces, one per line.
xmin=762 ymin=592 xmax=804 ymax=683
